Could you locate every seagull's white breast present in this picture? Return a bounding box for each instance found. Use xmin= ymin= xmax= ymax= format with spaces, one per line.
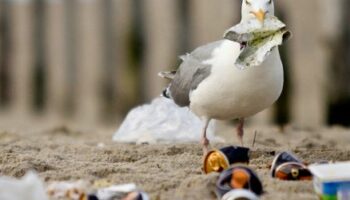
xmin=189 ymin=40 xmax=284 ymax=120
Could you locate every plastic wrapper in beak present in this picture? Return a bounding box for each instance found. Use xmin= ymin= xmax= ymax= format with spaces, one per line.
xmin=224 ymin=14 xmax=292 ymax=69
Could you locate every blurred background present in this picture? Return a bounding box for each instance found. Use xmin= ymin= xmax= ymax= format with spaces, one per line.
xmin=0 ymin=0 xmax=349 ymax=129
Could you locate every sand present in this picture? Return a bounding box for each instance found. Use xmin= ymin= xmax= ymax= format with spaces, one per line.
xmin=0 ymin=118 xmax=350 ymax=200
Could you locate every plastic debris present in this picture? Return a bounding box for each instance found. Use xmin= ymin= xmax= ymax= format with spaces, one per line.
xmin=338 ymin=186 xmax=350 ymax=200
xmin=224 ymin=14 xmax=291 ymax=69
xmin=47 ymin=180 xmax=89 ymax=200
xmin=0 ymin=171 xmax=48 ymax=200
xmin=216 ymin=166 xmax=263 ymax=199
xmin=221 ymin=189 xmax=259 ymax=200
xmin=203 ymin=146 xmax=250 ymax=174
xmin=271 ymin=152 xmax=312 ymax=181
xmin=91 ymin=183 xmax=149 ymax=200
xmin=309 ymin=161 xmax=350 ymax=200
xmin=113 ymin=97 xmax=219 ymax=144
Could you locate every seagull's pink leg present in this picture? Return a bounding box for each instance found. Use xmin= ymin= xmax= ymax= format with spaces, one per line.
xmin=201 ymin=118 xmax=211 ymax=156
xmin=237 ymin=118 xmax=245 ymax=146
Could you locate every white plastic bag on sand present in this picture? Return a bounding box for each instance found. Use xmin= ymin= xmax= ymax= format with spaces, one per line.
xmin=113 ymin=97 xmax=219 ymax=144
xmin=0 ymin=171 xmax=48 ymax=200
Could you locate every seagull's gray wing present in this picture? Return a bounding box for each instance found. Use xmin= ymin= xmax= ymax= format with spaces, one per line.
xmin=190 ymin=40 xmax=224 ymax=61
xmin=168 ymin=40 xmax=224 ymax=107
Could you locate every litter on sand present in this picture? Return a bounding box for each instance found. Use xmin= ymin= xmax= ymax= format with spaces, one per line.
xmin=221 ymin=189 xmax=259 ymax=200
xmin=270 ymin=152 xmax=312 ymax=181
xmin=216 ymin=166 xmax=263 ymax=199
xmin=338 ymin=186 xmax=350 ymax=200
xmin=47 ymin=180 xmax=89 ymax=200
xmin=203 ymin=146 xmax=250 ymax=174
xmin=224 ymin=14 xmax=291 ymax=69
xmin=90 ymin=183 xmax=149 ymax=200
xmin=309 ymin=161 xmax=350 ymax=200
xmin=113 ymin=97 xmax=219 ymax=144
xmin=0 ymin=171 xmax=48 ymax=200
xmin=47 ymin=181 xmax=149 ymax=200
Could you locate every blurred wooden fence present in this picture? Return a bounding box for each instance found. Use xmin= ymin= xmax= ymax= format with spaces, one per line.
xmin=0 ymin=0 xmax=348 ymax=127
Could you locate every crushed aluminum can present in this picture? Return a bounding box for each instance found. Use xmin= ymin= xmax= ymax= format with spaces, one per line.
xmin=221 ymin=189 xmax=259 ymax=200
xmin=271 ymin=152 xmax=312 ymax=181
xmin=203 ymin=146 xmax=250 ymax=174
xmin=216 ymin=165 xmax=263 ymax=199
xmin=90 ymin=183 xmax=149 ymax=200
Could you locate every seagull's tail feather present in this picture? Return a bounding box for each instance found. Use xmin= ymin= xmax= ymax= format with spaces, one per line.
xmin=159 ymin=70 xmax=175 ymax=99
xmin=161 ymin=85 xmax=172 ymax=99
xmin=158 ymin=71 xmax=176 ymax=80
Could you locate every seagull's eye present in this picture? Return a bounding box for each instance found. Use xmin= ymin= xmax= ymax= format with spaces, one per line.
xmin=245 ymin=0 xmax=251 ymax=5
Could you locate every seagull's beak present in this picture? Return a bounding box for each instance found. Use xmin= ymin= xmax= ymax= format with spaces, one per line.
xmin=252 ymin=9 xmax=266 ymax=23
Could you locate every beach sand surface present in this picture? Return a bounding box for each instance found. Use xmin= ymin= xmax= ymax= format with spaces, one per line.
xmin=0 ymin=117 xmax=349 ymax=200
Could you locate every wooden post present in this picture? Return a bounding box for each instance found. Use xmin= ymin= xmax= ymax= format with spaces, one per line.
xmin=8 ymin=1 xmax=34 ymax=116
xmin=0 ymin=1 xmax=11 ymax=108
xmin=63 ymin=0 xmax=77 ymax=118
xmin=281 ymin=0 xmax=339 ymax=127
xmin=188 ymin=0 xmax=239 ymax=47
xmin=33 ymin=0 xmax=46 ymax=112
xmin=75 ymin=0 xmax=104 ymax=124
xmin=323 ymin=0 xmax=348 ymax=105
xmin=141 ymin=0 xmax=180 ymax=101
xmin=318 ymin=0 xmax=344 ymax=40
xmin=45 ymin=0 xmax=68 ymax=118
xmin=112 ymin=0 xmax=134 ymax=114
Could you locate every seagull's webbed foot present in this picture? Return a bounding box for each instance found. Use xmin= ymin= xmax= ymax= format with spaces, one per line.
xmin=237 ymin=118 xmax=245 ymax=146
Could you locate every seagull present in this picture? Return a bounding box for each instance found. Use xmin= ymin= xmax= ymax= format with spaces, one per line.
xmin=159 ymin=0 xmax=284 ymax=155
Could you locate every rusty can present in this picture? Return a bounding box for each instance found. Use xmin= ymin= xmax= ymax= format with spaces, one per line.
xmin=271 ymin=151 xmax=312 ymax=181
xmin=216 ymin=165 xmax=263 ymax=199
xmin=203 ymin=146 xmax=250 ymax=174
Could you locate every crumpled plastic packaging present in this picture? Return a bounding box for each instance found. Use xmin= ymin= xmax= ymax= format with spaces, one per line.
xmin=224 ymin=14 xmax=291 ymax=69
xmin=94 ymin=183 xmax=149 ymax=200
xmin=113 ymin=97 xmax=219 ymax=144
xmin=47 ymin=180 xmax=89 ymax=200
xmin=47 ymin=181 xmax=149 ymax=200
xmin=0 ymin=171 xmax=48 ymax=200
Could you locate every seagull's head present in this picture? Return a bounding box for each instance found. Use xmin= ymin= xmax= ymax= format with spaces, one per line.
xmin=241 ymin=0 xmax=274 ymax=23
